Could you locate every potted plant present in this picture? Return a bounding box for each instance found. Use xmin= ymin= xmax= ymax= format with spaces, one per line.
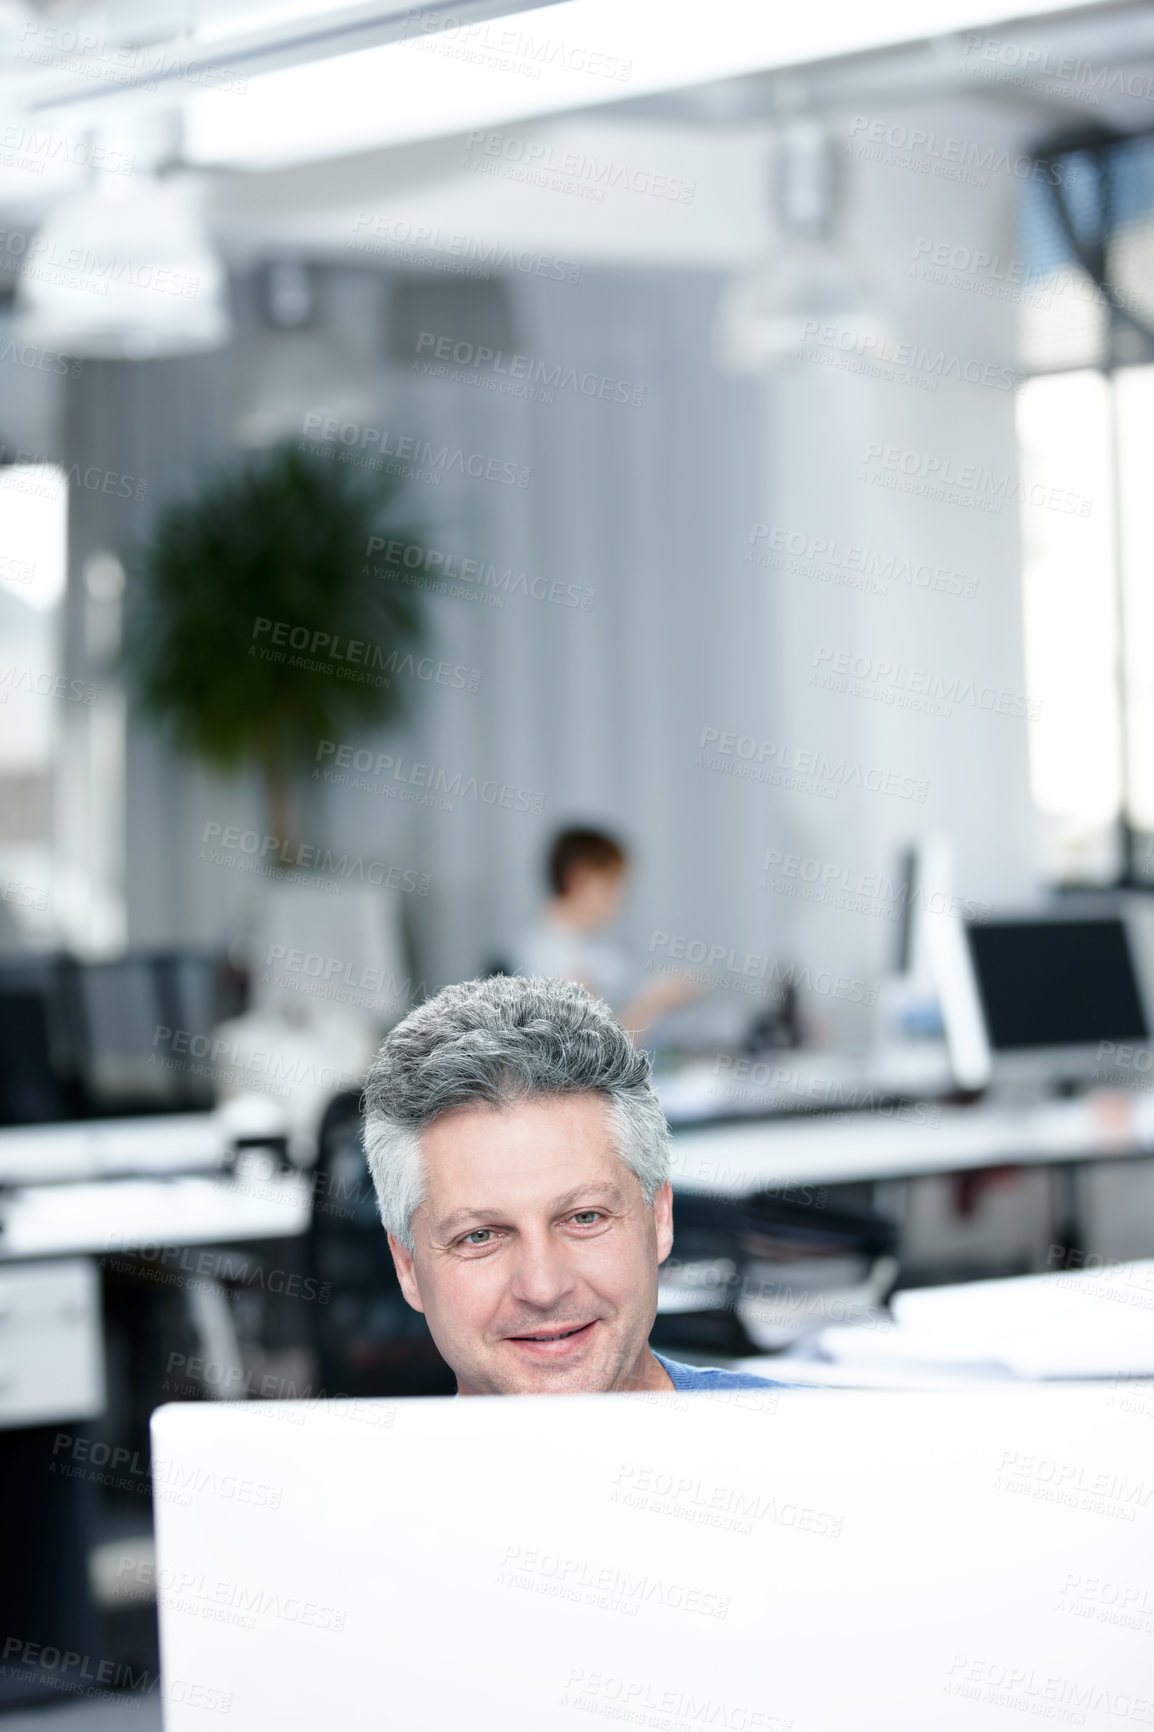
xmin=124 ymin=439 xmax=424 ymax=849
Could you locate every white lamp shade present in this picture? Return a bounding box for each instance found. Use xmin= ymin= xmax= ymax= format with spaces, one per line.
xmin=715 ymin=236 xmax=886 ymax=373
xmin=14 ymin=176 xmax=231 ymax=360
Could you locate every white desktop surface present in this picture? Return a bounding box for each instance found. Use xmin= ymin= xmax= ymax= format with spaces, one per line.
xmin=658 ymin=1049 xmax=954 ymax=1123
xmin=671 ymin=1091 xmax=1154 ymax=1195
xmin=0 ymin=1173 xmax=311 ymax=1261
xmin=887 ymin=1260 xmax=1154 ymax=1377
xmin=152 ymin=1386 xmax=1153 ymax=1732
xmin=0 ymin=1113 xmax=225 ymax=1186
xmin=761 ymin=1260 xmax=1154 ymax=1384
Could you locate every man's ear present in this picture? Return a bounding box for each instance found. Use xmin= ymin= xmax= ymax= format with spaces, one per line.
xmin=652 ymin=1180 xmax=674 ymax=1266
xmin=387 ymin=1232 xmax=425 ymax=1313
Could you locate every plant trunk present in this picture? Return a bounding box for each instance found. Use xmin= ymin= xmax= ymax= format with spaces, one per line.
xmin=263 ymin=756 xmax=295 ymax=867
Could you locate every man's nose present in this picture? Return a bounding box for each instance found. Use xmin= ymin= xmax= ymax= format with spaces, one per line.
xmin=507 ymin=1229 xmax=578 ymax=1310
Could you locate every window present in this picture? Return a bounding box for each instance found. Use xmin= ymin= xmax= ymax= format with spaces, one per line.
xmin=0 ymin=467 xmax=127 ymax=952
xmin=0 ymin=464 xmax=67 ymax=943
xmin=1017 ymin=131 xmax=1154 ymax=886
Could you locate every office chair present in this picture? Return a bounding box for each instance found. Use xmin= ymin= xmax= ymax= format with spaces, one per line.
xmin=652 ymin=1187 xmax=899 ymax=1360
xmin=0 ymin=989 xmax=70 ymax=1123
xmin=307 ymin=1091 xmax=456 ymax=1397
xmin=0 ymin=955 xmax=89 ymax=1122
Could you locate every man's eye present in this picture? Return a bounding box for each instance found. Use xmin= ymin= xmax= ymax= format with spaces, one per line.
xmin=570 ymin=1211 xmax=601 ymax=1226
xmin=462 ymin=1229 xmax=493 ymax=1245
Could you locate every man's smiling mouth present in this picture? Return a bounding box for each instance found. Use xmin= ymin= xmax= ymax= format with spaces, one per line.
xmin=505 ymin=1321 xmax=597 ymax=1347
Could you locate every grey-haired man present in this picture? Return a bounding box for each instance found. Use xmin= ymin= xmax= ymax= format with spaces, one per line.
xmin=363 ymin=974 xmax=786 ymax=1396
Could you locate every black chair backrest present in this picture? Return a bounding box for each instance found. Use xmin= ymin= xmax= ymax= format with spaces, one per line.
xmin=311 ymin=1090 xmax=380 ymax=1239
xmin=0 ymin=989 xmax=68 ymax=1124
xmin=307 ymin=1089 xmax=454 ymax=1396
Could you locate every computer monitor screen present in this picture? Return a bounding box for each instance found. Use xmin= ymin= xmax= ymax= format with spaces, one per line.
xmin=965 ymin=917 xmax=1149 ymax=1051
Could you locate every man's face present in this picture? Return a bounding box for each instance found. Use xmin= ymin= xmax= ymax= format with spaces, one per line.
xmin=387 ymin=1093 xmax=673 ymax=1395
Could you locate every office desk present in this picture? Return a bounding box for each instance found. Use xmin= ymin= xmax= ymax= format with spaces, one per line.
xmin=0 ymin=1118 xmax=307 ymax=1418
xmin=0 ymin=1115 xmax=310 ymax=1421
xmin=0 ymin=1171 xmax=311 ymax=1262
xmin=670 ymin=1092 xmax=1154 ymax=1195
xmin=0 ymin=1128 xmax=313 ymax=1709
xmin=0 ymin=1112 xmax=225 ymax=1186
xmin=0 ymin=1172 xmax=312 ymax=1429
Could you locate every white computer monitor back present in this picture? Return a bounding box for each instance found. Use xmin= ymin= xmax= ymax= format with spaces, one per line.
xmin=151 ymin=1384 xmax=1153 ymax=1732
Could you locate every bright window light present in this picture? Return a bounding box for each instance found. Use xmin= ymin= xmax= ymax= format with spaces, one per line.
xmin=182 ymin=0 xmax=1116 ymax=169
xmin=1115 ymin=365 xmax=1154 ymax=834
xmin=0 ymin=465 xmax=68 ymax=611
xmin=1017 ymin=372 xmax=1120 ymax=861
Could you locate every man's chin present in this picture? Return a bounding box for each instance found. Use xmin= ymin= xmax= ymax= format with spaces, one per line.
xmin=464 ymin=1331 xmax=629 ymax=1395
xmin=505 ymin=1368 xmax=609 ymax=1394
xmin=496 ymin=1349 xmax=616 ymax=1395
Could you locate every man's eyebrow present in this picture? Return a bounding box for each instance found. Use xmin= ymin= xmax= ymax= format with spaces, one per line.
xmin=551 ymin=1180 xmax=627 ymax=1212
xmin=432 ymin=1207 xmax=495 ymax=1238
xmin=432 ymin=1181 xmax=627 ymax=1239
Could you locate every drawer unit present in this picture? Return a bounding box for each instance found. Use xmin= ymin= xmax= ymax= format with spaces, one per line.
xmin=0 ymin=1259 xmax=104 ymax=1427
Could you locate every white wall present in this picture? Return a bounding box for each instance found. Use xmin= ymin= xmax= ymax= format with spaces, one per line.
xmin=750 ymin=97 xmax=1044 ymax=1041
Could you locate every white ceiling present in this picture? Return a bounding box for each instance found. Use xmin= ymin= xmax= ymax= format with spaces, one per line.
xmin=0 ymin=0 xmax=1152 ymax=263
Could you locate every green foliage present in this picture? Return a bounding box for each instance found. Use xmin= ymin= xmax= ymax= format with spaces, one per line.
xmin=124 ymin=441 xmax=425 ymax=782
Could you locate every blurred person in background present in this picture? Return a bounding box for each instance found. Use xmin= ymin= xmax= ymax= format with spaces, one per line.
xmin=512 ymin=826 xmax=699 ymax=1041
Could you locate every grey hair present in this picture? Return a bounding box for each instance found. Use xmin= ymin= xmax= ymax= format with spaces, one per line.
xmin=362 ymin=975 xmax=670 ymax=1252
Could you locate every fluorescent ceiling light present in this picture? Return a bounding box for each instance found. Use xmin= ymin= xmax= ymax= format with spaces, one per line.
xmin=183 ymin=0 xmax=1115 ymax=169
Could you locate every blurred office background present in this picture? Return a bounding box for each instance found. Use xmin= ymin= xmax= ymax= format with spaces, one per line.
xmin=3 ymin=0 xmax=1154 ymax=1719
